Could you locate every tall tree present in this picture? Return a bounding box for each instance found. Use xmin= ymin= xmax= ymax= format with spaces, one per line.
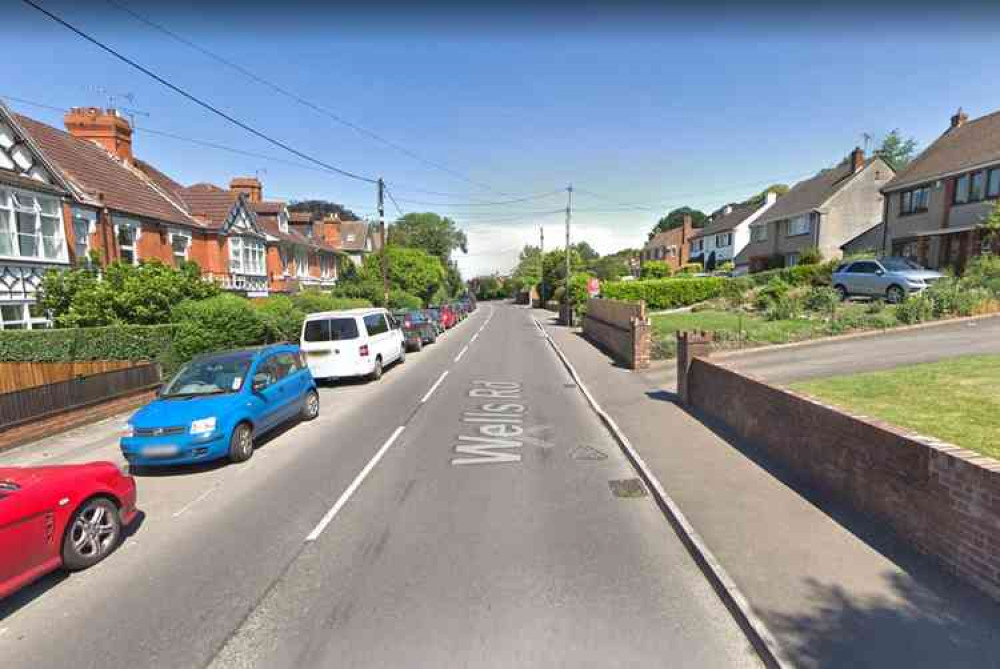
xmin=288 ymin=199 xmax=358 ymax=221
xmin=876 ymin=130 xmax=918 ymax=170
xmin=648 ymin=206 xmax=707 ymax=240
xmin=389 ymin=212 xmax=468 ymax=263
xmin=572 ymin=241 xmax=599 ymax=262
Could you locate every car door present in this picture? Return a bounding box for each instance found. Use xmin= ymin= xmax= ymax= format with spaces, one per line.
xmin=848 ymin=261 xmax=881 ymax=295
xmin=249 ymin=355 xmax=284 ymax=431
xmin=0 ymin=482 xmax=55 ymax=596
xmin=385 ymin=313 xmax=404 ymax=361
xmin=271 ymin=352 xmax=304 ymax=421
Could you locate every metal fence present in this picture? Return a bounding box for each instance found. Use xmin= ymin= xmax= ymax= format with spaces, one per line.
xmin=0 ymin=363 xmax=161 ymax=431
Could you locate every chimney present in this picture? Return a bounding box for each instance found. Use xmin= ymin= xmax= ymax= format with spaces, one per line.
xmin=765 ymin=190 xmax=778 ymax=205
xmin=950 ymin=107 xmax=969 ymax=130
xmin=322 ymin=213 xmax=342 ymax=247
xmin=850 ymin=146 xmax=865 ymax=173
xmin=723 ymin=205 xmax=733 ymax=215
xmin=681 ymin=213 xmax=693 ymax=246
xmin=229 ymin=177 xmax=263 ymax=203
xmin=64 ymin=107 xmax=133 ymax=163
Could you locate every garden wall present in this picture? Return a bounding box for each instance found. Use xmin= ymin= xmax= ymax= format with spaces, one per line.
xmin=582 ymin=298 xmax=651 ymax=369
xmin=682 ymin=350 xmax=1000 ymax=602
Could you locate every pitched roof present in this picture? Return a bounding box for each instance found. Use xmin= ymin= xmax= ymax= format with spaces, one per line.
xmin=289 ymin=211 xmax=312 ymax=223
xmin=701 ymin=202 xmax=761 ymax=235
xmin=12 ymin=113 xmax=198 ymax=227
xmin=178 ymin=185 xmax=241 ymax=229
xmin=0 ymin=169 xmax=67 ymax=196
xmin=132 ymin=158 xmax=189 ymax=206
xmin=756 ymin=157 xmax=883 ymax=225
xmin=883 ymin=110 xmax=1000 ymax=192
xmin=339 ymin=220 xmax=370 ymax=251
xmin=252 ymin=200 xmax=285 ymax=216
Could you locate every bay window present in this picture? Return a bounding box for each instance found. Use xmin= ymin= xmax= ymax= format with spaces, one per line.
xmin=229 ymin=236 xmax=265 ymax=276
xmin=320 ymin=254 xmax=336 ymax=279
xmin=787 ymin=214 xmax=811 ymax=237
xmin=295 ymin=247 xmax=309 ymax=278
xmin=0 ymin=188 xmax=67 ymax=261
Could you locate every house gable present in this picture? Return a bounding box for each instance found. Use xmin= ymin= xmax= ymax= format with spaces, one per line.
xmin=0 ymin=105 xmax=74 ymax=195
xmin=221 ymin=195 xmax=265 ymax=238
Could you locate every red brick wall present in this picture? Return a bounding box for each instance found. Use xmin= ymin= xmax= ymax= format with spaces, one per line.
xmin=582 ymin=298 xmax=651 ymax=369
xmin=685 ymin=356 xmax=1000 ymax=602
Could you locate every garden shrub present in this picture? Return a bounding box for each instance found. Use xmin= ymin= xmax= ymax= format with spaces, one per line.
xmin=254 ymin=295 xmax=305 ymax=343
xmin=678 ymin=262 xmax=703 ymax=275
xmin=798 ymin=247 xmax=823 ymax=265
xmin=962 ymin=254 xmax=1000 ymax=296
xmin=601 ymin=277 xmax=725 ymax=310
xmin=388 ymin=290 xmax=423 ymax=310
xmin=764 ymin=294 xmax=802 ymax=321
xmin=894 ymin=295 xmax=934 ymax=324
xmin=0 ymin=324 xmax=176 ymax=366
xmin=803 ymin=286 xmax=840 ymax=314
xmin=754 ymin=277 xmax=791 ymax=311
xmin=749 ymin=261 xmax=835 ymax=288
xmin=171 ymin=294 xmax=267 ymax=363
xmin=640 ymin=261 xmax=672 ymax=279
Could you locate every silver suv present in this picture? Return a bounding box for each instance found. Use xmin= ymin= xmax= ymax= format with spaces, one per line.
xmin=832 ymin=257 xmax=943 ymax=303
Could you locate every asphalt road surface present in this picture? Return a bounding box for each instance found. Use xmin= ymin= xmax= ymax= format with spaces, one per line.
xmin=0 ymin=303 xmax=758 ymax=668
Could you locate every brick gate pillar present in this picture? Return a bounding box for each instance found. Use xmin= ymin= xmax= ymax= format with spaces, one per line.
xmin=677 ymin=331 xmax=713 ymax=405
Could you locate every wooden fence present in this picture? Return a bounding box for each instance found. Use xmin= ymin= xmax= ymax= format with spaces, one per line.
xmin=0 ymin=361 xmax=138 ymax=395
xmin=0 ymin=363 xmax=162 ymax=431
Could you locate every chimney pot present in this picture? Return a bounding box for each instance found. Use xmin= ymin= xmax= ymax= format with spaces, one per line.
xmin=950 ymin=107 xmax=969 ymax=130
xmin=229 ymin=177 xmax=263 ymax=203
xmin=64 ymin=107 xmax=133 ymax=163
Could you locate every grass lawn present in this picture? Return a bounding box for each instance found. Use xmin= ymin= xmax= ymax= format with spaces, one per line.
xmin=790 ymin=355 xmax=1000 ymax=460
xmin=651 ymin=310 xmax=819 ymax=346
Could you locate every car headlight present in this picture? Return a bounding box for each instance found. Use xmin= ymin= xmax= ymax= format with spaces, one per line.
xmin=190 ymin=417 xmax=217 ymax=435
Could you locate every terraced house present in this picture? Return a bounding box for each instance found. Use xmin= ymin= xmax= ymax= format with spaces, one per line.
xmin=738 ymin=147 xmax=894 ymax=272
xmin=0 ymin=103 xmax=349 ymax=321
xmin=880 ymin=108 xmax=1000 ymax=272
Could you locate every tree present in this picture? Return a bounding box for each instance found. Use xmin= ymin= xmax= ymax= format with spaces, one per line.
xmin=648 ymin=207 xmax=707 ymax=240
xmin=743 ymin=184 xmax=789 ymax=207
xmin=980 ymin=198 xmax=1000 ymax=249
xmin=507 ymin=245 xmax=543 ymax=295
xmin=572 ymin=241 xmax=599 ymax=262
xmin=288 ymin=199 xmax=359 ymax=222
xmin=876 ymin=130 xmax=918 ymax=170
xmin=360 ymin=245 xmax=447 ymax=306
xmin=541 ymin=248 xmax=584 ymax=302
xmin=389 ymin=212 xmax=468 ymax=263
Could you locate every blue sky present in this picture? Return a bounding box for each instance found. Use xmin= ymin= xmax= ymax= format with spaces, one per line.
xmin=7 ymin=1 xmax=1000 ymax=276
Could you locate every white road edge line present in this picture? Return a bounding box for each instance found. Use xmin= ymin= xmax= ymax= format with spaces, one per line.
xmin=532 ymin=315 xmax=791 ymax=669
xmin=305 ymin=425 xmax=406 ymax=543
xmin=454 ymin=345 xmax=469 ymax=362
xmin=172 ymin=485 xmax=219 ymax=519
xmin=421 ymin=370 xmax=449 ymax=403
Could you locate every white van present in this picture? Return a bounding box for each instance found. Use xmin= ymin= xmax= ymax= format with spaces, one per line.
xmin=300 ymin=308 xmax=406 ymax=382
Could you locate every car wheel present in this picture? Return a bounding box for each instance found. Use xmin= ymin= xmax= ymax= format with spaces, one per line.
xmin=413 ymin=338 xmax=423 ymax=352
xmin=834 ymin=284 xmax=848 ymax=301
xmin=371 ymin=356 xmax=383 ymax=381
xmin=228 ymin=422 xmax=254 ymax=463
xmin=62 ymin=497 xmax=121 ymax=571
xmin=302 ymin=389 xmax=320 ymax=420
xmin=886 ymin=284 xmax=906 ymax=304
xmin=399 ymin=345 xmax=407 ymax=363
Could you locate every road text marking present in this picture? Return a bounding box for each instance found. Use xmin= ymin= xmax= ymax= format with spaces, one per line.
xmin=452 ymin=382 xmax=525 ymax=466
xmin=306 ymin=425 xmax=406 ymax=542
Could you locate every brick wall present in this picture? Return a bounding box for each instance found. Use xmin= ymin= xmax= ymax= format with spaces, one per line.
xmin=582 ymin=298 xmax=651 ymax=370
xmin=684 ymin=354 xmax=1000 ymax=602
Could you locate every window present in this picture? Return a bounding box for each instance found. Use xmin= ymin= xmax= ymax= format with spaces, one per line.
xmin=229 ymin=236 xmax=265 ymax=275
xmin=0 ymin=302 xmax=49 ymax=330
xmin=295 ymin=247 xmax=309 ymax=277
xmin=900 ymin=186 xmax=930 ymax=215
xmin=786 ymin=253 xmax=800 ymax=267
xmin=0 ymin=188 xmax=66 ymax=261
xmin=320 ymin=254 xmax=336 ymax=278
xmin=305 ymin=317 xmax=361 ymax=342
xmin=72 ymin=208 xmax=95 ymax=264
xmin=970 ymin=171 xmax=985 ymax=201
xmin=716 ymin=232 xmax=732 ymax=247
xmin=787 ymin=214 xmax=811 ymax=236
xmin=988 ymin=168 xmax=1000 ymax=199
xmin=363 ymin=313 xmax=388 ymax=336
xmin=114 ymin=218 xmax=140 ymax=265
xmin=170 ymin=230 xmax=191 ymax=265
xmin=848 ymin=261 xmax=880 ymax=274
xmin=954 ymin=174 xmax=970 ymax=204
xmin=750 ymin=225 xmax=768 ymax=242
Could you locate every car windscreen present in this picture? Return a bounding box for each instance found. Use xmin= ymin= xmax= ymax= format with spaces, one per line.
xmin=162 ymin=352 xmax=254 ymax=397
xmin=881 ymin=257 xmax=923 ymax=271
xmin=304 ymin=318 xmax=359 ymax=341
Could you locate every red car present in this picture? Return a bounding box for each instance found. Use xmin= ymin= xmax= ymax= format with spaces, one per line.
xmin=0 ymin=462 xmax=138 ymax=599
xmin=436 ymin=305 xmax=457 ymax=329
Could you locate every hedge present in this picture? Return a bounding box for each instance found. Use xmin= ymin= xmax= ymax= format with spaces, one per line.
xmin=747 ymin=261 xmax=835 ymax=287
xmin=601 ymin=277 xmax=725 ymax=310
xmin=0 ymin=324 xmax=177 ymax=366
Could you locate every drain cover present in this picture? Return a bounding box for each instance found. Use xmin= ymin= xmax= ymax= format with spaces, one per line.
xmin=563 ymin=382 xmax=577 ymax=388
xmin=571 ymin=444 xmax=608 ymax=461
xmin=609 ymin=478 xmax=648 ymax=498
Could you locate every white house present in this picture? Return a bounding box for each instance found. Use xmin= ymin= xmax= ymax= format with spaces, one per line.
xmin=690 ymin=191 xmax=779 ymax=272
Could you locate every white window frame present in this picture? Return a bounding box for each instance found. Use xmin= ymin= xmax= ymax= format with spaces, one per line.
xmin=113 ymin=216 xmax=142 ymax=266
xmin=0 ymin=187 xmax=68 ymax=263
xmin=229 ymin=235 xmax=266 ymax=276
xmin=71 ymin=207 xmax=97 ymax=264
xmin=0 ymin=302 xmax=50 ymax=330
xmin=295 ymin=247 xmax=310 ymax=278
xmin=169 ymin=229 xmax=192 ymax=265
xmin=787 ymin=214 xmax=811 ymax=237
xmin=320 ymin=253 xmax=336 ymax=279
xmin=277 ymin=209 xmax=289 ymax=234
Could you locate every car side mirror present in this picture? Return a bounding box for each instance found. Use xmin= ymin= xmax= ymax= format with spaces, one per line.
xmin=875 ymin=269 xmax=884 ymax=276
xmin=251 ymin=374 xmax=269 ymax=393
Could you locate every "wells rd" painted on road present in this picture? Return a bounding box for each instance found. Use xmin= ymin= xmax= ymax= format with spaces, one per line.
xmin=451 ymin=381 xmax=525 ymax=466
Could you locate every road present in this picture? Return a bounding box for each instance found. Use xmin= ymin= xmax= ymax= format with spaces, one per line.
xmin=0 ymin=303 xmax=758 ymax=668
xmin=719 ymin=314 xmax=1000 ymax=384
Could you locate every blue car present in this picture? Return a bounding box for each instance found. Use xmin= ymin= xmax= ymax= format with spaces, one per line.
xmin=121 ymin=344 xmax=319 ymax=468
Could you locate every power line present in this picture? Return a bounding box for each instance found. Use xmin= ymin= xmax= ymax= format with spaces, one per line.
xmin=393 ymin=190 xmax=564 ymax=208
xmin=22 ymin=0 xmax=378 ymax=185
xmin=382 ymin=184 xmax=405 ymax=218
xmin=104 ymin=0 xmax=508 ymax=196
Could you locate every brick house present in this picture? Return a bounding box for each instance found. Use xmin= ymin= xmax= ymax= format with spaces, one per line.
xmin=738 ymin=148 xmax=894 ymax=271
xmin=880 ymin=108 xmax=1000 ymax=272
xmin=640 ymin=214 xmax=696 ymax=271
xmin=0 ymin=104 xmax=346 ymax=315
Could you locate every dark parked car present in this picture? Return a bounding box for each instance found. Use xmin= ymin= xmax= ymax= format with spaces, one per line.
xmin=392 ymin=310 xmax=437 ymax=351
xmin=423 ymin=308 xmax=445 ymax=335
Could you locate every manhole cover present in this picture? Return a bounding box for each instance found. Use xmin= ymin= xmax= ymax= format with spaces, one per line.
xmin=563 ymin=382 xmax=577 ymax=388
xmin=571 ymin=444 xmax=608 ymax=461
xmin=609 ymin=478 xmax=648 ymax=498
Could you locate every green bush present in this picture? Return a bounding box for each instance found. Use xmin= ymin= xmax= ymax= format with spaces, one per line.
xmin=894 ymin=295 xmax=934 ymax=324
xmin=171 ymin=294 xmax=267 ymax=363
xmin=601 ymin=277 xmax=725 ymax=310
xmin=962 ymin=253 xmax=1000 ymax=296
xmin=754 ymin=277 xmax=791 ymax=311
xmin=678 ymin=262 xmax=703 ymax=275
xmin=720 ymin=277 xmax=752 ymax=309
xmin=640 ymin=261 xmax=672 ymax=279
xmin=803 ymin=286 xmax=840 ymax=314
xmin=764 ymin=294 xmax=802 ymax=321
xmin=798 ymin=247 xmax=823 ymax=265
xmin=0 ymin=324 xmax=176 ymax=367
xmin=749 ymin=261 xmax=835 ymax=288
xmin=254 ymin=295 xmax=305 ymax=342
xmin=388 ymin=290 xmax=423 ymax=310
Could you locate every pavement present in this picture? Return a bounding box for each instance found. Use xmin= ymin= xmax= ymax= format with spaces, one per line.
xmin=536 ymin=308 xmax=1000 ymax=669
xmin=0 ymin=303 xmax=759 ymax=669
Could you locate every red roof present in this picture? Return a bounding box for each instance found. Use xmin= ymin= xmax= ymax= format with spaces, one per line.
xmin=13 ymin=114 xmax=198 ymax=228
xmin=178 ymin=186 xmax=241 ymax=230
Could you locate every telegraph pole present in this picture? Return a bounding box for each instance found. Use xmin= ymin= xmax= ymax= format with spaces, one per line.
xmin=539 ymin=226 xmax=545 ymax=307
xmin=377 ymin=177 xmax=388 ymax=306
xmin=563 ymin=184 xmax=573 ymax=325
